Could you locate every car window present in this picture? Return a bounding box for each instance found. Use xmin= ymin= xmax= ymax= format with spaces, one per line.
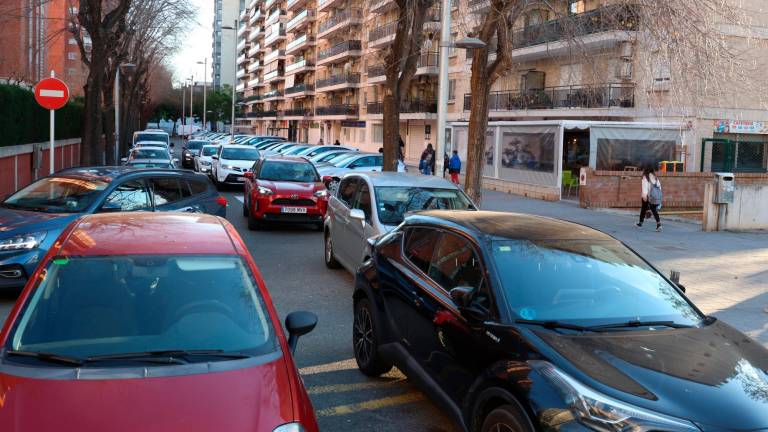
xmin=131 ymin=149 xmax=170 ymax=160
xmin=4 ymin=176 xmax=109 ymax=213
xmin=201 ymin=146 xmax=218 ymax=156
xmin=337 ymin=177 xmax=359 ymax=207
xmin=374 ymin=187 xmax=474 ymax=226
xmin=102 ymin=180 xmax=151 ymax=211
xmin=353 ymin=182 xmax=372 ymax=221
xmin=349 ymin=156 xmax=375 ymax=168
xmin=428 ymin=233 xmax=484 ymax=293
xmin=403 ymin=227 xmax=440 ymax=274
xmin=221 ymin=147 xmax=260 ymax=160
xmin=152 ymin=178 xmax=184 ymax=205
xmin=188 ymin=179 xmax=208 ymax=195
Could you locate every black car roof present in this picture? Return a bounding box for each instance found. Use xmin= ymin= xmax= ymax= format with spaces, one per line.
xmin=56 ymin=166 xmax=206 ymax=183
xmin=406 ymin=210 xmax=614 ymax=242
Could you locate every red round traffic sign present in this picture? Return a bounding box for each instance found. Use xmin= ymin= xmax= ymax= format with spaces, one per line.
xmin=34 ymin=77 xmax=70 ymax=110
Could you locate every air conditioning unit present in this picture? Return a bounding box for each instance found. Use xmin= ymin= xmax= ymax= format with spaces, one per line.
xmin=616 ymin=61 xmax=633 ymax=80
xmin=619 ymin=41 xmax=634 ymax=59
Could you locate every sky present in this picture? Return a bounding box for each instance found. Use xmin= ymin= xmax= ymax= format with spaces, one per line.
xmin=170 ymin=0 xmax=213 ymax=86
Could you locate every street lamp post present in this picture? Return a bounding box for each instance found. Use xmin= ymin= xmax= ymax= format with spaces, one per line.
xmin=197 ymin=59 xmax=208 ymax=131
xmin=114 ymin=62 xmax=136 ymax=164
xmin=189 ymin=75 xmax=194 ymax=134
xmin=181 ymin=81 xmax=186 ymax=127
xmin=221 ymin=19 xmax=239 ymax=139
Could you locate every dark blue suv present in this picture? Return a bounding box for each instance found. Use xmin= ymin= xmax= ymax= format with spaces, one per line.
xmin=0 ymin=167 xmax=227 ymax=291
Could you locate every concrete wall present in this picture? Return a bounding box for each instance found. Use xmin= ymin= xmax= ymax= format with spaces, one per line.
xmin=0 ymin=139 xmax=81 ymax=198
xmin=724 ymin=185 xmax=768 ymax=230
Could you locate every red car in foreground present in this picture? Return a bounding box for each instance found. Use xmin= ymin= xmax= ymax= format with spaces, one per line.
xmin=0 ymin=212 xmax=318 ymax=432
xmin=243 ymin=156 xmax=328 ymax=230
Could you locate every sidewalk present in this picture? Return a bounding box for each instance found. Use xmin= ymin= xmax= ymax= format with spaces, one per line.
xmin=481 ymin=189 xmax=768 ymax=345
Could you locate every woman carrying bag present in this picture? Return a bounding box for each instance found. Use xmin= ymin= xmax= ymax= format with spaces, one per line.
xmin=637 ymin=167 xmax=663 ymax=232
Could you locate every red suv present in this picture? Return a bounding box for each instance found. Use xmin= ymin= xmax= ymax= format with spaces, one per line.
xmin=243 ymin=156 xmax=329 ymax=231
xmin=0 ymin=212 xmax=319 ymax=432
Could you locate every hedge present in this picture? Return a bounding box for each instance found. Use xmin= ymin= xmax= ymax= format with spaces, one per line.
xmin=0 ymin=84 xmax=83 ymax=147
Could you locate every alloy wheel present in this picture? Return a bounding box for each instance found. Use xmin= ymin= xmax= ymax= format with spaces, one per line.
xmin=354 ymin=305 xmax=374 ymax=367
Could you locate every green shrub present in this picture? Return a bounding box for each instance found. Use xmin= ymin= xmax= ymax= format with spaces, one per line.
xmin=0 ymin=84 xmax=83 ymax=147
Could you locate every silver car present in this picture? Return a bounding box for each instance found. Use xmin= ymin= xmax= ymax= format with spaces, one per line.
xmin=323 ymin=172 xmax=476 ymax=273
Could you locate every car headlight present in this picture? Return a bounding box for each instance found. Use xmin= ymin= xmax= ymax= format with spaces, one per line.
xmin=0 ymin=232 xmax=47 ymax=252
xmin=531 ymin=361 xmax=699 ymax=432
xmin=314 ymin=190 xmax=328 ymax=198
xmin=221 ymin=164 xmax=236 ymax=170
xmin=272 ymin=423 xmax=305 ymax=432
xmin=258 ymin=186 xmax=274 ymax=195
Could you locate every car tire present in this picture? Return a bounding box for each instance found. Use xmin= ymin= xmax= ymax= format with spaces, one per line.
xmin=480 ymin=404 xmax=532 ymax=432
xmin=353 ymin=297 xmax=392 ymax=377
xmin=242 ymin=194 xmax=249 ymax=217
xmin=324 ymin=231 xmax=341 ymax=269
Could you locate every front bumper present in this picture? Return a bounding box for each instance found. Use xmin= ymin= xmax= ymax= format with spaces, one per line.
xmin=0 ymin=249 xmax=40 ymax=290
xmin=253 ymin=196 xmax=328 ymax=224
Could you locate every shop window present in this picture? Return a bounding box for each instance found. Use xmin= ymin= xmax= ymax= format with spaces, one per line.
xmin=499 ymin=129 xmax=556 ymax=175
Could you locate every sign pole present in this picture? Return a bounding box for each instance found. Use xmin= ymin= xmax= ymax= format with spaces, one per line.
xmin=49 ymin=71 xmax=55 ymax=175
xmin=34 ymin=71 xmax=70 ymax=175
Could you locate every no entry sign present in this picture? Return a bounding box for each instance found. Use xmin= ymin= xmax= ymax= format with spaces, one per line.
xmin=34 ymin=77 xmax=70 ymax=110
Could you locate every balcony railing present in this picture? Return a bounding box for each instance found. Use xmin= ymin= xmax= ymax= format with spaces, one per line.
xmin=265 ymin=26 xmax=286 ymax=45
xmin=263 ymin=89 xmax=284 ymax=98
xmin=245 ymin=94 xmax=264 ymax=102
xmin=368 ymin=21 xmax=397 ymax=42
xmin=266 ymin=9 xmax=286 ymax=24
xmin=247 ymin=77 xmax=261 ymax=87
xmin=286 ymin=58 xmax=314 ymax=72
xmin=287 ymin=9 xmax=315 ymax=30
xmin=315 ymin=104 xmax=359 ymax=116
xmin=264 ymin=69 xmax=284 ymax=81
xmin=462 ymin=83 xmax=636 ymax=111
xmin=264 ymin=0 xmax=277 ymax=11
xmin=237 ymin=39 xmax=247 ymax=51
xmin=368 ymin=64 xmax=385 ymax=78
xmin=247 ymin=60 xmax=262 ymax=72
xmin=317 ymin=40 xmax=361 ymax=60
xmin=512 ymin=5 xmax=639 ymax=50
xmin=252 ymin=8 xmax=262 ymax=21
xmin=248 ymin=44 xmax=260 ymax=56
xmin=287 ymin=34 xmax=314 ymax=51
xmin=285 ymin=108 xmax=312 ymax=116
xmin=264 ymin=49 xmax=285 ymax=63
xmin=318 ymin=9 xmax=362 ymax=34
xmin=255 ymin=109 xmax=281 ymax=117
xmin=316 ymin=73 xmax=361 ymax=89
xmin=418 ymin=51 xmax=439 ymax=68
xmin=287 ymin=0 xmax=302 ymax=9
xmin=367 ymin=99 xmax=438 ymax=114
xmin=286 ymin=83 xmax=315 ymax=94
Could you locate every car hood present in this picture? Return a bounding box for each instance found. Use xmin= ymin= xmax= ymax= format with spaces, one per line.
xmin=0 ymin=357 xmax=296 ymax=432
xmin=535 ymin=320 xmax=768 ymax=430
xmin=0 ymin=207 xmax=78 ymax=237
xmin=259 ymin=180 xmax=318 ymax=196
xmin=221 ymin=159 xmax=256 ymax=169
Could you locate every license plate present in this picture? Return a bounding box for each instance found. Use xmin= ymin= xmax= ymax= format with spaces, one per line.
xmin=236 ymin=176 xmax=245 ymax=181
xmin=281 ymin=207 xmax=307 ymax=214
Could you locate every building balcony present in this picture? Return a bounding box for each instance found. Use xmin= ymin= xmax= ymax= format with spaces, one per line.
xmin=264 ymin=0 xmax=277 ymax=11
xmin=264 ymin=49 xmax=286 ymax=64
xmin=316 ymin=73 xmax=361 ymax=92
xmin=263 ymin=89 xmax=284 ymax=100
xmin=286 ymin=33 xmax=316 ymax=54
xmin=366 ymin=99 xmax=437 ymax=119
xmin=248 ymin=27 xmax=261 ymax=41
xmin=247 ymin=0 xmax=259 ymax=10
xmin=247 ymin=77 xmax=265 ymax=88
xmin=251 ymin=8 xmax=263 ymax=23
xmin=287 ymin=0 xmax=309 ymax=12
xmin=367 ymin=64 xmax=386 ymax=84
xmin=245 ymin=94 xmax=264 ymax=103
xmin=285 ymin=83 xmax=315 ymax=97
xmin=237 ymin=54 xmax=248 ymax=65
xmin=286 ymin=9 xmax=316 ymax=32
xmin=265 ymin=26 xmax=286 ymax=47
xmin=369 ymin=0 xmax=395 ymax=14
xmin=248 ymin=43 xmax=261 ymax=57
xmin=462 ymin=83 xmax=636 ymax=114
xmin=266 ymin=9 xmax=287 ymax=25
xmin=316 ymin=40 xmax=362 ymax=65
xmin=239 ymin=7 xmax=250 ymax=21
xmin=285 ymin=58 xmax=315 ymax=75
xmin=237 ymin=24 xmax=249 ymax=37
xmin=248 ymin=59 xmax=262 ymax=72
xmin=284 ymin=107 xmax=313 ymax=118
xmin=510 ymin=5 xmax=639 ymax=62
xmin=317 ymin=9 xmax=363 ymax=39
xmin=315 ymin=104 xmax=358 ymax=118
xmin=317 ymin=0 xmax=342 ymax=13
xmin=368 ymin=21 xmax=396 ymax=49
xmin=237 ymin=39 xmax=248 ymax=51
xmin=366 ymin=52 xmax=437 ymax=84
xmin=255 ymin=109 xmax=282 ymax=119
xmin=264 ymin=68 xmax=285 ymax=83
xmin=236 ymin=83 xmax=246 ymax=92
xmin=236 ymin=68 xmax=247 ymax=79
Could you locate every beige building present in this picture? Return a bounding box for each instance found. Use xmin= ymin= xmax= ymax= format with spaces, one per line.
xmin=234 ymin=0 xmax=768 ymax=199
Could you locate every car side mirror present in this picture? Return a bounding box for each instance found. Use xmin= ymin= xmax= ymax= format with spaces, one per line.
xmin=244 ymin=171 xmax=254 ymax=180
xmin=349 ymin=208 xmax=366 ymax=226
xmin=120 ymin=157 xmax=127 ymax=163
xmin=285 ymin=311 xmax=317 ymax=354
xmin=450 ymin=286 xmax=473 ymax=308
xmin=98 ymin=202 xmax=122 ymax=213
xmin=212 ymin=155 xmax=219 ymax=160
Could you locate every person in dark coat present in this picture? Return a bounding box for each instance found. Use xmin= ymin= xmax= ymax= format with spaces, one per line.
xmin=448 ymin=150 xmax=461 ymax=184
xmin=420 ymin=143 xmax=435 ymax=175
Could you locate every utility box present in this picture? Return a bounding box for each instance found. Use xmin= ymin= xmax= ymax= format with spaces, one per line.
xmin=714 ymin=173 xmax=735 ymax=204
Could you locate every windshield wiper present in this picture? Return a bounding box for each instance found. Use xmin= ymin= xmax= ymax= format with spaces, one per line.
xmin=5 ymin=350 xmax=84 ymax=366
xmin=514 ymin=319 xmax=603 ymax=333
xmin=86 ymin=349 xmax=250 ymax=363
xmin=587 ymin=320 xmax=694 ymax=330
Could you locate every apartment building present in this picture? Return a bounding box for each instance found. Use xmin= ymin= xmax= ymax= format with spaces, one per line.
xmin=213 ymin=0 xmax=242 ymax=89
xmin=0 ymin=0 xmax=89 ymax=96
xmin=233 ymin=0 xmax=768 ymax=198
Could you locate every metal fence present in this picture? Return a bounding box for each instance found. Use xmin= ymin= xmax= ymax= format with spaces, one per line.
xmin=463 ymin=83 xmax=635 ymax=111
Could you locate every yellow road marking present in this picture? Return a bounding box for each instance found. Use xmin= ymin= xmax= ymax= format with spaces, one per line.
xmin=308 ymin=379 xmax=406 ymax=395
xmin=316 ymin=392 xmax=425 ymax=417
xmin=299 ymin=358 xmax=358 ymax=376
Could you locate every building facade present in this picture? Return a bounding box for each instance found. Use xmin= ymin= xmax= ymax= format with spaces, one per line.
xmin=212 ymin=0 xmax=242 ymax=89
xmin=232 ymin=0 xmax=768 ymax=198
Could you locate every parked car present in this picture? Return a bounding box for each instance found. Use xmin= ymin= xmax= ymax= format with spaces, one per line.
xmin=243 ymin=156 xmax=328 ymax=231
xmin=262 ymin=142 xmax=304 ymax=156
xmin=281 ymin=145 xmax=313 ymax=156
xmin=195 ymin=144 xmax=220 ymax=173
xmin=0 ymin=212 xmax=318 ymax=431
xmin=132 ymin=130 xmax=170 ymax=147
xmin=308 ymin=150 xmax=354 ymax=165
xmin=294 ymin=145 xmax=358 ymax=158
xmin=0 ymin=167 xmax=227 ymax=291
xmin=122 ymin=147 xmax=176 ymax=167
xmin=125 ymin=160 xmax=175 ymax=169
xmin=181 ymin=140 xmax=210 ymax=169
xmin=211 ymin=145 xmax=261 ymax=185
xmin=246 ymin=136 xmax=287 ymax=147
xmin=324 ymin=172 xmax=475 ymax=273
xmin=353 ymin=210 xmax=768 ymax=432
xmin=316 ymin=153 xmax=405 ymax=180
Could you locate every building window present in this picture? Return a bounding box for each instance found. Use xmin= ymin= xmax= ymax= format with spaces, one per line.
xmin=448 ymin=33 xmax=458 ymax=57
xmin=67 ymin=52 xmax=77 ymax=60
xmin=448 ymin=79 xmax=456 ymax=101
xmin=568 ymin=0 xmax=585 ymax=14
xmin=373 ymin=125 xmax=383 ymax=143
xmin=651 ymin=59 xmax=671 ymax=90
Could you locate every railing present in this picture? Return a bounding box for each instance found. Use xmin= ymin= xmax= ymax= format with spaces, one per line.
xmin=367 ymin=64 xmax=385 ymax=78
xmin=264 ymin=69 xmax=283 ymax=81
xmin=264 ymin=0 xmax=277 ymax=10
xmin=286 ymin=83 xmax=315 ymax=94
xmin=315 ymin=104 xmax=359 ymax=116
xmin=237 ymin=24 xmax=248 ymax=35
xmin=285 ymin=108 xmax=312 ymax=116
xmin=318 ymin=0 xmax=334 ymax=8
xmin=287 ymin=34 xmax=314 ymax=51
xmin=252 ymin=8 xmax=262 ymax=21
xmin=367 ymin=52 xmax=437 ymax=78
xmin=237 ymin=54 xmax=247 ymax=64
xmin=237 ymin=39 xmax=247 ymax=50
xmin=318 ymin=40 xmax=362 ymax=60
xmin=287 ymin=9 xmax=315 ymax=30
xmin=369 ymin=0 xmax=394 ymax=12
xmin=247 ymin=60 xmax=261 ymax=72
xmin=236 ymin=68 xmax=247 ymax=78
xmin=265 ymin=26 xmax=286 ymax=45
xmin=248 ymin=44 xmax=260 ymax=56
xmin=316 ymin=73 xmax=361 ymax=89
xmin=247 ymin=77 xmax=261 ymax=87
xmin=462 ymin=83 xmax=636 ymax=111
xmin=367 ymin=99 xmax=438 ymax=114
xmin=266 ymin=9 xmax=286 ymax=24
xmin=245 ymin=94 xmax=264 ymax=102
xmin=287 ymin=0 xmax=302 ymax=9
xmin=368 ymin=21 xmax=397 ymax=42
xmin=264 ymin=49 xmax=285 ymax=63
xmin=263 ymin=89 xmax=283 ymax=98
xmin=286 ymin=58 xmax=314 ymax=72
xmin=256 ymin=109 xmax=281 ymax=117
xmin=247 ymin=0 xmax=258 ymax=10
xmin=512 ymin=5 xmax=639 ymax=50
xmin=248 ymin=28 xmax=260 ymax=41
xmin=236 ymin=83 xmax=246 ymax=91
xmin=318 ymin=9 xmax=362 ymax=34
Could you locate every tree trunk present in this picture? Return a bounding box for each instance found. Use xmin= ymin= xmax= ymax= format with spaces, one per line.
xmin=382 ymin=89 xmax=400 ymax=172
xmin=464 ymin=49 xmax=492 ymax=206
xmin=80 ymin=58 xmax=106 ymax=166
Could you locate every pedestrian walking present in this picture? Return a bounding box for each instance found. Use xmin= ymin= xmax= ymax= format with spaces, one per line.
xmin=443 ymin=153 xmax=450 ymax=177
xmin=636 ymin=167 xmax=663 ymax=232
xmin=448 ymin=150 xmax=461 ymax=184
xmin=398 ymin=137 xmax=405 ymax=161
xmin=420 ymin=143 xmax=435 ymax=175
xmin=334 ymin=139 xmax=341 ymax=146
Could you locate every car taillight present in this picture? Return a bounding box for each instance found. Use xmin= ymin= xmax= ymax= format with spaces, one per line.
xmin=216 ymin=196 xmax=227 ymax=206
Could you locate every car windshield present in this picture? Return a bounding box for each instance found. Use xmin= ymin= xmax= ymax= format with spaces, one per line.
xmin=201 ymin=146 xmax=218 ymax=156
xmin=329 ymin=153 xmax=360 ymax=166
xmin=187 ymin=141 xmax=206 ymax=150
xmin=221 ymin=147 xmax=260 ymax=160
xmin=316 ymin=152 xmax=349 ymax=162
xmin=260 ymin=161 xmax=319 ymax=182
xmin=131 ymin=149 xmax=170 ymax=160
xmin=135 ymin=133 xmax=168 ymax=143
xmin=283 ymin=146 xmax=310 ymax=155
xmin=375 ymin=187 xmax=473 ymax=225
xmin=136 ymin=142 xmax=167 ymax=148
xmin=3 ymin=176 xmax=108 ymax=213
xmin=492 ymin=239 xmax=703 ymax=326
xmin=127 ymin=162 xmax=173 ymax=168
xmin=6 ymin=254 xmax=277 ymax=363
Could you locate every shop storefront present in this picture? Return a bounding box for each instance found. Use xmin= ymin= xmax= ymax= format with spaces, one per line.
xmin=701 ymin=121 xmax=768 ymax=173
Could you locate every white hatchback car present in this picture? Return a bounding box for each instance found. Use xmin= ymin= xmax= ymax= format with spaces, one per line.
xmin=195 ymin=144 xmax=220 ymax=173
xmin=211 ymin=144 xmax=262 ymax=185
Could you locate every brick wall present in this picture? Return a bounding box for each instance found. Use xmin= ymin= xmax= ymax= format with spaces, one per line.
xmin=579 ymin=169 xmax=768 ymax=209
xmin=0 ymin=139 xmax=81 ymax=198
